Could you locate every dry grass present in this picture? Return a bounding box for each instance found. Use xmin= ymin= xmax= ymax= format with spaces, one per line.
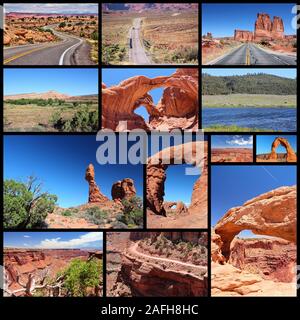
xmin=101 ymin=13 xmax=134 ymax=65
xmin=4 ymin=103 xmax=98 ymax=132
xmin=141 ymin=11 xmax=198 ymax=64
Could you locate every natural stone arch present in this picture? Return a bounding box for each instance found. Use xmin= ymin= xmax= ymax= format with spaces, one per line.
xmin=102 ymin=69 xmax=198 ymax=132
xmin=214 ymin=186 xmax=296 ymax=260
xmin=268 ymin=137 xmax=297 ymax=162
xmin=146 ymin=141 xmax=207 ymax=216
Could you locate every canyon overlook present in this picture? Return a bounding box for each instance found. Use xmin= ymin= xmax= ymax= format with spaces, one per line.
xmin=212 ymin=185 xmax=296 ymax=296
xmin=4 ymin=249 xmax=101 ymax=297
xmin=102 ymin=69 xmax=198 ymax=131
xmin=146 ymin=141 xmax=207 ymax=228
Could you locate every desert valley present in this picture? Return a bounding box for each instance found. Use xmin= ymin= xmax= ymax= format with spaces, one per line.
xmin=102 ymin=3 xmax=198 ymax=65
xmin=202 ymin=4 xmax=297 ymax=65
xmin=4 ymin=3 xmax=98 ymax=65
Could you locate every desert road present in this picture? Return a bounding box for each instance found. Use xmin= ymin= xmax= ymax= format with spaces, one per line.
xmin=129 ymin=18 xmax=152 ymax=65
xmin=4 ymin=27 xmax=85 ymax=65
xmin=208 ymin=43 xmax=296 ymax=65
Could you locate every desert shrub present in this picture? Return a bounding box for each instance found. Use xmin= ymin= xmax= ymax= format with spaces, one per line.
xmin=61 ymin=210 xmax=72 ymax=217
xmin=171 ymin=47 xmax=198 ymax=63
xmin=61 ymin=258 xmax=102 ymax=297
xmin=50 ymin=108 xmax=98 ymax=132
xmin=90 ymin=31 xmax=98 ymax=41
xmin=260 ymin=40 xmax=270 ymax=46
xmin=83 ymin=207 xmax=108 ymax=225
xmin=59 ymin=22 xmax=66 ymax=28
xmin=102 ymin=44 xmax=126 ymax=65
xmin=4 ymin=176 xmax=57 ymax=229
xmin=117 ymin=196 xmax=143 ymax=228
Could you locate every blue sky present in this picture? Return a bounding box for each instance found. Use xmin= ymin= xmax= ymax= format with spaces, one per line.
xmin=102 ymin=68 xmax=176 ymax=120
xmin=4 ymin=232 xmax=103 ymax=249
xmin=257 ymin=135 xmax=297 ymax=154
xmin=212 ymin=135 xmax=253 ymax=149
xmin=4 ymin=69 xmax=98 ymax=96
xmin=211 ymin=165 xmax=296 ymax=237
xmin=4 ymin=135 xmax=143 ymax=208
xmin=4 ymin=3 xmax=98 ymax=14
xmin=202 ymin=3 xmax=297 ymax=37
xmin=203 ymin=68 xmax=296 ymax=79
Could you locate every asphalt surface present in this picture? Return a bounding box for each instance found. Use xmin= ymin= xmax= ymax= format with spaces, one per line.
xmin=129 ymin=18 xmax=151 ymax=65
xmin=210 ymin=43 xmax=296 ymax=65
xmin=4 ymin=26 xmax=84 ymax=65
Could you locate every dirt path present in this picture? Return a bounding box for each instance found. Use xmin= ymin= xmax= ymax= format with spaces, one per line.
xmin=128 ymin=242 xmax=206 ymax=271
xmin=129 ymin=18 xmax=152 ymax=65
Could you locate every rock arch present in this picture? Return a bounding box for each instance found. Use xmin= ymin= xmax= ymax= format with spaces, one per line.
xmin=146 ymin=141 xmax=207 ymax=216
xmin=214 ymin=186 xmax=296 ymax=260
xmin=102 ymin=69 xmax=198 ymax=132
xmin=268 ymin=137 xmax=297 ymax=162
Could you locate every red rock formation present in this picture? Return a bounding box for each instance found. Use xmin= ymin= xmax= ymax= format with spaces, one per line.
xmin=85 ymin=164 xmax=109 ymax=203
xmin=268 ymin=137 xmax=297 ymax=162
xmin=234 ymin=30 xmax=253 ymax=42
xmin=111 ymin=178 xmax=136 ymax=201
xmin=215 ymin=186 xmax=296 ymax=260
xmin=146 ymin=141 xmax=207 ymax=217
xmin=229 ymin=238 xmax=296 ymax=283
xmin=271 ymin=16 xmax=284 ymax=39
xmin=254 ymin=13 xmax=284 ymax=40
xmin=102 ymin=69 xmax=198 ymax=131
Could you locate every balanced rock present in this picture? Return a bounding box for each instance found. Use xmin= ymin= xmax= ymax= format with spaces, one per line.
xmin=111 ymin=178 xmax=136 ymax=201
xmin=85 ymin=164 xmax=109 ymax=203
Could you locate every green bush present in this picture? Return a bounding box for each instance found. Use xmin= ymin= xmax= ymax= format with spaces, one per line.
xmin=62 ymin=210 xmax=72 ymax=217
xmin=90 ymin=31 xmax=98 ymax=41
xmin=61 ymin=258 xmax=102 ymax=297
xmin=4 ymin=176 xmax=57 ymax=229
xmin=83 ymin=207 xmax=108 ymax=225
xmin=171 ymin=47 xmax=198 ymax=63
xmin=118 ymin=196 xmax=143 ymax=228
xmin=59 ymin=22 xmax=66 ymax=28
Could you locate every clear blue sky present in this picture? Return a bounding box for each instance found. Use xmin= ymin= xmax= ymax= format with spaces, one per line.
xmin=4 ymin=232 xmax=103 ymax=249
xmin=4 ymin=69 xmax=98 ymax=96
xmin=212 ymin=135 xmax=253 ymax=149
xmin=203 ymin=68 xmax=296 ymax=79
xmin=211 ymin=165 xmax=296 ymax=237
xmin=202 ymin=3 xmax=297 ymax=37
xmin=4 ymin=3 xmax=98 ymax=14
xmin=256 ymin=135 xmax=297 ymax=154
xmin=4 ymin=135 xmax=143 ymax=208
xmin=102 ymin=68 xmax=176 ymax=120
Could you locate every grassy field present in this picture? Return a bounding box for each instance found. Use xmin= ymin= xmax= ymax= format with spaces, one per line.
xmin=4 ymin=102 xmax=98 ymax=132
xmin=202 ymin=94 xmax=296 ymax=108
xmin=204 ymin=125 xmax=274 ymax=132
xmin=101 ymin=13 xmax=134 ymax=65
xmin=141 ymin=11 xmax=198 ymax=64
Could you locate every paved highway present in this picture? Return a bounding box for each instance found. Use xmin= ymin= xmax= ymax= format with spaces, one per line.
xmin=4 ymin=27 xmax=84 ymax=65
xmin=129 ymin=18 xmax=151 ymax=65
xmin=209 ymin=43 xmax=296 ymax=65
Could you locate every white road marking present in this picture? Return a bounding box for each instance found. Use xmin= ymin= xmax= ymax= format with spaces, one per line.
xmin=59 ymin=37 xmax=83 ymax=65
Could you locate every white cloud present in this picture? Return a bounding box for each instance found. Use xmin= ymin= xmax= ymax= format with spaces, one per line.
xmin=37 ymin=232 xmax=103 ymax=249
xmin=226 ymin=135 xmax=253 ymax=146
xmin=23 ymin=235 xmax=31 ymax=238
xmin=23 ymin=243 xmax=29 ymax=246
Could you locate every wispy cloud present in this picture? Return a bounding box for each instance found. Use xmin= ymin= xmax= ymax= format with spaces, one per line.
xmin=36 ymin=232 xmax=103 ymax=249
xmin=23 ymin=235 xmax=31 ymax=238
xmin=261 ymin=166 xmax=278 ymax=182
xmin=226 ymin=135 xmax=253 ymax=146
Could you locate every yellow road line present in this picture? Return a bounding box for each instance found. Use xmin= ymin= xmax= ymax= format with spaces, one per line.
xmin=4 ymin=46 xmax=50 ymax=64
xmin=246 ymin=46 xmax=251 ymax=65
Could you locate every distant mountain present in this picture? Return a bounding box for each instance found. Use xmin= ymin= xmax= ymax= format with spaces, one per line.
xmin=202 ymin=73 xmax=296 ymax=95
xmin=102 ymin=3 xmax=198 ymax=12
xmin=6 ymin=12 xmax=98 ymax=18
xmin=4 ymin=90 xmax=70 ymax=100
xmin=4 ymin=91 xmax=98 ymax=101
